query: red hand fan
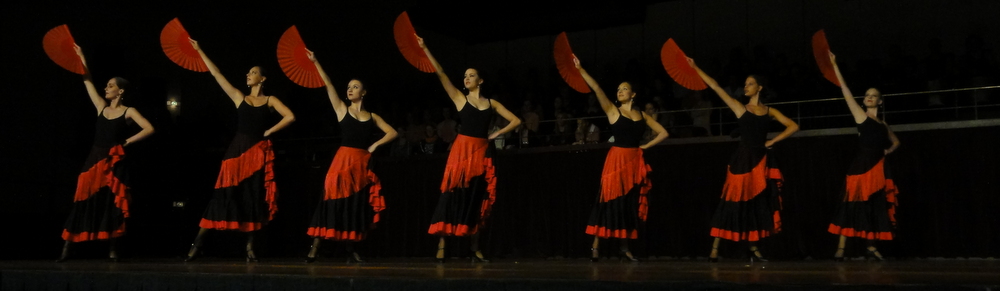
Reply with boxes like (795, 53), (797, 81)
(160, 18), (207, 72)
(393, 11), (435, 73)
(660, 38), (707, 91)
(277, 26), (322, 88)
(812, 29), (840, 86)
(43, 24), (84, 74)
(552, 32), (591, 94)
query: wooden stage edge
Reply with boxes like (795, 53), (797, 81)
(3, 258), (999, 290)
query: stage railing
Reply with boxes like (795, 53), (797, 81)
(273, 85), (999, 157)
(512, 85), (1000, 145)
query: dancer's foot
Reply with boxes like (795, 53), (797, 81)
(348, 252), (364, 263)
(56, 244), (70, 263)
(184, 243), (200, 262)
(435, 247), (446, 263)
(246, 246), (259, 263)
(108, 250), (119, 263)
(471, 250), (490, 263)
(619, 250), (638, 262)
(833, 247), (845, 262)
(866, 246), (884, 261)
(305, 242), (319, 263)
(749, 247), (768, 262)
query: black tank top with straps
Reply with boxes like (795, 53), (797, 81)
(237, 97), (271, 139)
(93, 107), (130, 147)
(737, 106), (771, 148)
(610, 108), (646, 148)
(339, 112), (377, 149)
(457, 96), (494, 139)
(857, 117), (891, 150)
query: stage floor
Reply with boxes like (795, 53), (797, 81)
(3, 258), (999, 290)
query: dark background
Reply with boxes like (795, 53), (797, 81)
(1, 0), (998, 260)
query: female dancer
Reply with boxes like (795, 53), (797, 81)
(305, 51), (397, 263)
(58, 45), (155, 262)
(827, 52), (900, 261)
(575, 57), (668, 262)
(184, 39), (295, 262)
(417, 35), (522, 263)
(688, 58), (799, 262)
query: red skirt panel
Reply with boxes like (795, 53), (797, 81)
(829, 156), (900, 240)
(709, 148), (784, 242)
(586, 147), (652, 239)
(720, 155), (782, 202)
(62, 145), (129, 242)
(428, 134), (497, 236)
(307, 147), (386, 241)
(199, 140), (277, 232)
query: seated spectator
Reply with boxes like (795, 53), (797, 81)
(437, 106), (458, 145)
(573, 118), (601, 145)
(417, 125), (447, 154)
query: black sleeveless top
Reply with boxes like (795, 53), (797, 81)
(737, 107), (771, 149)
(339, 112), (376, 150)
(457, 97), (494, 139)
(857, 117), (891, 150)
(219, 98), (272, 160)
(610, 108), (646, 148)
(236, 98), (271, 139)
(81, 107), (130, 171)
(93, 107), (130, 147)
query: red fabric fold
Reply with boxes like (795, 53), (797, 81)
(599, 147), (652, 221)
(710, 153), (782, 242)
(324, 147), (372, 200)
(586, 225), (639, 239)
(62, 227), (126, 243)
(479, 157), (496, 221)
(199, 220), (263, 232)
(774, 196), (783, 233)
(428, 222), (472, 237)
(306, 227), (365, 241)
(200, 140), (277, 231)
(827, 224), (893, 240)
(886, 178), (898, 225)
(73, 145), (130, 217)
(767, 167), (783, 188)
(368, 169), (386, 224)
(828, 157), (898, 240)
(322, 147), (385, 224)
(709, 228), (775, 242)
(845, 159), (886, 202)
(721, 156), (776, 202)
(440, 135), (491, 192)
(213, 140), (277, 221)
(63, 145), (130, 242)
(437, 134), (496, 233)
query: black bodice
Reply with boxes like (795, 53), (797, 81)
(339, 112), (377, 149)
(236, 98), (270, 139)
(93, 108), (130, 147)
(457, 98), (494, 139)
(857, 117), (891, 150)
(737, 109), (771, 148)
(611, 109), (646, 148)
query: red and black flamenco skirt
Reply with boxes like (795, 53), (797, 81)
(828, 149), (899, 240)
(428, 134), (497, 237)
(62, 145), (130, 242)
(199, 134), (277, 232)
(586, 147), (652, 239)
(307, 147), (386, 241)
(709, 147), (783, 242)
